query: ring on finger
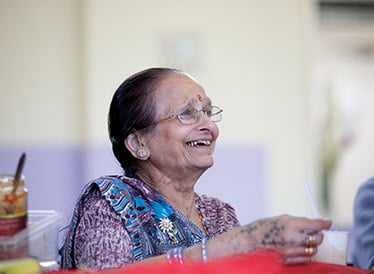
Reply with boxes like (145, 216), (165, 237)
(304, 247), (313, 257)
(305, 234), (316, 247)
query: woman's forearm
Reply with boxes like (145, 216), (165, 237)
(92, 214), (332, 269)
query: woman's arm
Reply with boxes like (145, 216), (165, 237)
(184, 215), (332, 265)
(74, 193), (133, 270)
(74, 192), (331, 269)
(135, 215), (331, 266)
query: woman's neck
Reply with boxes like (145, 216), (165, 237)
(136, 171), (208, 233)
(136, 170), (197, 217)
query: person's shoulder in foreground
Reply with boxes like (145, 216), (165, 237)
(353, 177), (374, 269)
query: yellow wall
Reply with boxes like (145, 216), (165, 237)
(0, 1), (83, 145)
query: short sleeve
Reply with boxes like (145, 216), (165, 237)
(199, 195), (240, 236)
(74, 188), (134, 270)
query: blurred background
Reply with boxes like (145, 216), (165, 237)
(1, 0), (374, 248)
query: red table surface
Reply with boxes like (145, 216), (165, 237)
(48, 251), (371, 274)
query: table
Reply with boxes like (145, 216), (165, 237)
(45, 251), (371, 274)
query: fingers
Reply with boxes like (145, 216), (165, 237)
(280, 243), (318, 265)
(282, 245), (317, 257)
(303, 232), (323, 247)
(282, 255), (312, 265)
(304, 234), (316, 247)
(277, 216), (330, 265)
(279, 215), (332, 234)
(301, 217), (332, 232)
(257, 215), (331, 265)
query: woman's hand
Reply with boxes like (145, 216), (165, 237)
(241, 215), (332, 265)
(184, 214), (331, 265)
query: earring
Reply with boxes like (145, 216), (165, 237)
(135, 135), (149, 160)
(137, 148), (149, 160)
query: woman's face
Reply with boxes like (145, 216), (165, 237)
(143, 72), (219, 177)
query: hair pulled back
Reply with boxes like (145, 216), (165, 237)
(108, 67), (181, 177)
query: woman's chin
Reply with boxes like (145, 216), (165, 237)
(194, 158), (214, 171)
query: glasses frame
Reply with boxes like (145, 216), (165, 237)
(148, 105), (223, 129)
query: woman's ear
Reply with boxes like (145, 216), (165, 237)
(125, 133), (150, 160)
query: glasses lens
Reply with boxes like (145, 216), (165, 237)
(209, 106), (223, 122)
(177, 107), (199, 125)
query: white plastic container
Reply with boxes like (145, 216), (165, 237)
(0, 210), (62, 268)
(314, 230), (349, 265)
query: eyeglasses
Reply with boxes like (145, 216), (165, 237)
(153, 105), (223, 127)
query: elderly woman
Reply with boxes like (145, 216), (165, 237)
(60, 68), (331, 270)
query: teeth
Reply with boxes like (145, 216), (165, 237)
(187, 140), (211, 146)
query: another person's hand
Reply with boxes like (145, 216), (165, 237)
(243, 215), (332, 265)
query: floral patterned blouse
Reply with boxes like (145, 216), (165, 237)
(60, 175), (240, 270)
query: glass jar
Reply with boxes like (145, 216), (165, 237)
(0, 174), (28, 237)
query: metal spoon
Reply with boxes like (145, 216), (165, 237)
(12, 152), (26, 195)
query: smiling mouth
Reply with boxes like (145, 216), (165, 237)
(186, 140), (212, 147)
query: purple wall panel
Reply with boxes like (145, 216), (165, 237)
(0, 144), (270, 226)
(0, 146), (84, 224)
(197, 144), (270, 224)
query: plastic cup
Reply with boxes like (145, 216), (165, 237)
(314, 230), (349, 265)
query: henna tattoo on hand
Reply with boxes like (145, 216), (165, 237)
(240, 218), (296, 249)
